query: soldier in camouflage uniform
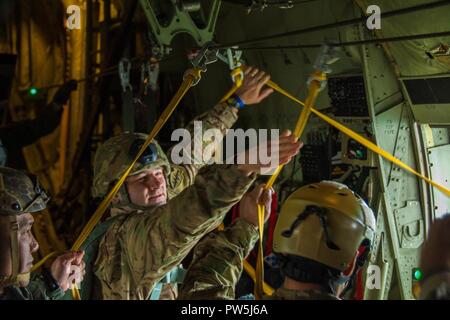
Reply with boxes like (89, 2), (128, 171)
(84, 133), (299, 300)
(78, 68), (301, 300)
(0, 167), (85, 300)
(179, 181), (376, 300)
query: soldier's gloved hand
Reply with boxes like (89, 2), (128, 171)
(50, 251), (85, 292)
(239, 184), (274, 228)
(420, 214), (450, 276)
(237, 129), (303, 176)
(52, 80), (78, 106)
(234, 66), (274, 105)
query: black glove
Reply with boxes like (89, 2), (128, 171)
(52, 80), (78, 106)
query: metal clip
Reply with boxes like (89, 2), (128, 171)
(119, 58), (132, 92)
(186, 42), (218, 85)
(247, 0), (268, 13)
(307, 43), (340, 91)
(141, 61), (159, 94)
(279, 1), (294, 9)
(189, 41), (218, 71)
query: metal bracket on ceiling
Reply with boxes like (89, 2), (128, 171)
(189, 41), (219, 71)
(139, 0), (222, 58)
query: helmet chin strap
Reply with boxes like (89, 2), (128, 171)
(112, 184), (157, 212)
(0, 216), (31, 288)
(329, 250), (361, 296)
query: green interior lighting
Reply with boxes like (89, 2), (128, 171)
(413, 268), (423, 281)
(29, 87), (38, 96)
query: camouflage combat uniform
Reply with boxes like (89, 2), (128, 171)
(89, 103), (248, 300)
(0, 167), (63, 300)
(94, 165), (255, 300)
(178, 218), (259, 300)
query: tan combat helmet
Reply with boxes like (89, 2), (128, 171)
(92, 132), (170, 206)
(0, 167), (49, 286)
(273, 181), (376, 272)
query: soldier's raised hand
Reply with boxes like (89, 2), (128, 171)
(237, 129), (303, 176)
(234, 66), (274, 105)
(239, 184), (274, 228)
(50, 251), (85, 292)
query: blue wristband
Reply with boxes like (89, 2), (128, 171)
(230, 94), (245, 109)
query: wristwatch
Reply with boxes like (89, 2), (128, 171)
(42, 268), (61, 292)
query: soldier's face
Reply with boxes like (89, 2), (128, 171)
(126, 168), (167, 207)
(0, 213), (39, 287)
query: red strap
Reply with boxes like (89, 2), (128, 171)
(353, 268), (364, 300)
(352, 245), (367, 300)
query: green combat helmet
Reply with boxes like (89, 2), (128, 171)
(0, 167), (49, 286)
(273, 181), (376, 292)
(92, 132), (170, 208)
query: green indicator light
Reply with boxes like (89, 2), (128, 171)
(29, 87), (38, 96)
(413, 268), (423, 281)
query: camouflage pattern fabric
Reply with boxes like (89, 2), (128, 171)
(94, 165), (255, 299)
(0, 167), (49, 216)
(178, 218), (259, 300)
(89, 103), (238, 300)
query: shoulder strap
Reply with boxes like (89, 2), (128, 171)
(61, 216), (120, 300)
(149, 265), (187, 300)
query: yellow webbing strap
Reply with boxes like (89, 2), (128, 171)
(311, 109), (450, 197)
(218, 67), (275, 297)
(254, 71), (326, 300)
(220, 68), (244, 103)
(30, 251), (57, 273)
(243, 252), (275, 296)
(67, 67), (202, 299)
(220, 67), (449, 299)
(264, 81), (450, 198)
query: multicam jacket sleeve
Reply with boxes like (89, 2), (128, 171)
(94, 165), (255, 300)
(167, 103), (238, 199)
(178, 218), (259, 300)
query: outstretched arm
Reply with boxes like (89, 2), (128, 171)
(178, 185), (273, 300)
